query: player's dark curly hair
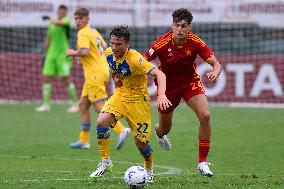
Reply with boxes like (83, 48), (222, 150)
(110, 25), (131, 42)
(172, 8), (193, 24)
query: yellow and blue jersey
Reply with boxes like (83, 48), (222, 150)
(77, 25), (109, 84)
(105, 47), (156, 101)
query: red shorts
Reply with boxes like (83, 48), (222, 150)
(158, 79), (205, 114)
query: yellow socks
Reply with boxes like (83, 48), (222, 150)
(112, 121), (124, 134)
(79, 122), (91, 144)
(96, 127), (110, 159)
(139, 143), (153, 170)
(79, 131), (90, 144)
(144, 153), (153, 170)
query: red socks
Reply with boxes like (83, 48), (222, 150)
(199, 139), (210, 163)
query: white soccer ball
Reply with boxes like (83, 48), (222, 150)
(124, 165), (149, 189)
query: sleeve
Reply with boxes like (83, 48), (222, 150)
(132, 50), (156, 75)
(97, 32), (107, 50)
(144, 44), (158, 62)
(62, 16), (71, 26)
(77, 30), (90, 49)
(194, 37), (214, 61)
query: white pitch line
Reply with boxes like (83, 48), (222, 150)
(0, 154), (182, 176)
(2, 172), (283, 184)
(2, 154), (284, 184)
(112, 160), (182, 176)
(2, 177), (124, 184)
(3, 169), (284, 178)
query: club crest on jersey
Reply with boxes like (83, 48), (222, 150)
(186, 50), (191, 56)
(149, 48), (154, 56)
(107, 54), (131, 77)
(168, 48), (171, 52)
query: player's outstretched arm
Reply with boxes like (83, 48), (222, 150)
(206, 55), (222, 82)
(148, 68), (172, 110)
(50, 18), (67, 26)
(66, 48), (89, 57)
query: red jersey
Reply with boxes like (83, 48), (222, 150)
(145, 31), (213, 89)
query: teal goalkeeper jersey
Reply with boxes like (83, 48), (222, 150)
(46, 16), (71, 57)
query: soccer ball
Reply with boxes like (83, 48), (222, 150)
(124, 166), (149, 189)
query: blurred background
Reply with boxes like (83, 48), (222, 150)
(0, 0), (283, 107)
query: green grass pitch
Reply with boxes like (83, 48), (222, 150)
(0, 104), (284, 188)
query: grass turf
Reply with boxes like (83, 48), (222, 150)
(0, 104), (283, 188)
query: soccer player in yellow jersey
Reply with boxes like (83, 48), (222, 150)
(89, 25), (172, 182)
(66, 8), (130, 150)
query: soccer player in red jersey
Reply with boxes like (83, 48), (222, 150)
(144, 8), (222, 177)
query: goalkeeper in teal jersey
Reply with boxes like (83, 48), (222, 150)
(36, 5), (78, 112)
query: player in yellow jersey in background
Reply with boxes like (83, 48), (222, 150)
(66, 8), (130, 150)
(89, 25), (172, 182)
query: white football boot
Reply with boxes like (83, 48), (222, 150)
(90, 158), (113, 177)
(146, 168), (154, 183)
(67, 103), (79, 113)
(116, 128), (131, 150)
(197, 162), (213, 177)
(155, 130), (171, 151)
(35, 104), (50, 112)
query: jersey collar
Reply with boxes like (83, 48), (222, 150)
(171, 32), (188, 48)
(80, 24), (90, 31)
(112, 48), (129, 63)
